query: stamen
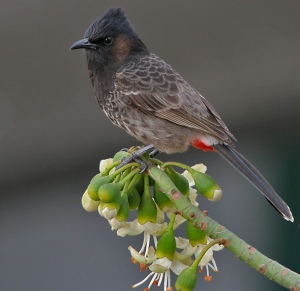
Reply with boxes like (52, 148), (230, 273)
(132, 272), (155, 288)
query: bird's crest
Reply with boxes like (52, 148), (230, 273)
(84, 8), (133, 42)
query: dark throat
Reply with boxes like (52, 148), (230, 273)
(86, 51), (119, 103)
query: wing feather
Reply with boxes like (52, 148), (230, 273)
(115, 53), (236, 145)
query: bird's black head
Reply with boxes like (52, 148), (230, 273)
(70, 8), (148, 70)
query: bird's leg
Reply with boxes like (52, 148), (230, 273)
(116, 145), (156, 172)
(149, 148), (160, 158)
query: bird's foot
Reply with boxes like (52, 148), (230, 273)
(116, 145), (157, 173)
(149, 148), (159, 158)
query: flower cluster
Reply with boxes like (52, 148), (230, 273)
(81, 150), (225, 291)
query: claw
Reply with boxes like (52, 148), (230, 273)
(149, 149), (159, 158)
(135, 159), (148, 173)
(115, 145), (156, 171)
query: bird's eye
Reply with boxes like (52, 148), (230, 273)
(104, 37), (113, 45)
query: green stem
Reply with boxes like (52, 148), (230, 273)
(148, 164), (300, 290)
(161, 161), (193, 172)
(103, 161), (120, 175)
(127, 172), (144, 192)
(168, 212), (177, 231)
(149, 158), (163, 166)
(118, 167), (140, 188)
(192, 238), (226, 268)
(112, 162), (140, 177)
(143, 173), (150, 195)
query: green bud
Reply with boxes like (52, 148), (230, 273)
(137, 176), (157, 224)
(127, 187), (140, 210)
(175, 266), (198, 291)
(87, 175), (114, 201)
(156, 229), (176, 260)
(132, 173), (144, 195)
(90, 172), (105, 182)
(166, 167), (190, 195)
(113, 151), (130, 163)
(98, 183), (120, 203)
(153, 182), (173, 210)
(190, 169), (222, 201)
(186, 221), (207, 246)
(115, 194), (130, 222)
(137, 192), (157, 224)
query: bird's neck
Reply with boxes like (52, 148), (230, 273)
(86, 55), (118, 99)
(87, 51), (148, 100)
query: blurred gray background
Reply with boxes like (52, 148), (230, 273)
(1, 1), (299, 290)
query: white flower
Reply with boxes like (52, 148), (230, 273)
(175, 236), (223, 278)
(99, 158), (115, 173)
(182, 164), (207, 186)
(108, 218), (128, 231)
(132, 269), (172, 291)
(116, 219), (146, 236)
(181, 164), (208, 207)
(188, 187), (199, 207)
(129, 245), (157, 265)
(130, 247), (189, 290)
(81, 190), (100, 212)
(98, 203), (118, 220)
(130, 252), (175, 291)
(116, 204), (167, 237)
(149, 257), (172, 273)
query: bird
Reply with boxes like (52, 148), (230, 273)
(70, 7), (293, 222)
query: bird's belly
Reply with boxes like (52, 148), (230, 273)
(105, 107), (197, 153)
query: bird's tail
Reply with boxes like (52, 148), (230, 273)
(213, 143), (293, 222)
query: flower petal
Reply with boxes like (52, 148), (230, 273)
(149, 257), (172, 273)
(117, 219), (145, 236)
(182, 164), (207, 186)
(99, 158), (114, 173)
(98, 205), (118, 220)
(81, 190), (100, 212)
(188, 188), (199, 206)
(143, 221), (168, 236)
(170, 258), (189, 275)
(175, 237), (190, 249)
(129, 246), (157, 264)
(108, 218), (128, 230)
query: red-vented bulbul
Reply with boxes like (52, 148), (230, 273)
(70, 8), (293, 221)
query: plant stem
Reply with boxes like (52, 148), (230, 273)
(148, 164), (300, 290)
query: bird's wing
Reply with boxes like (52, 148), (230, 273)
(115, 53), (235, 144)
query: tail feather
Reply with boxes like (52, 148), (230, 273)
(213, 143), (293, 222)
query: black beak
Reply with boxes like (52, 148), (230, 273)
(70, 38), (97, 50)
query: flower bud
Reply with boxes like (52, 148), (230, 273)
(81, 190), (100, 212)
(175, 266), (198, 291)
(98, 183), (120, 203)
(133, 173), (144, 195)
(115, 194), (130, 222)
(137, 184), (157, 224)
(186, 221), (207, 246)
(113, 151), (130, 163)
(156, 229), (176, 261)
(153, 182), (173, 211)
(189, 169), (222, 201)
(99, 158), (114, 173)
(87, 175), (114, 201)
(127, 187), (140, 210)
(98, 196), (121, 220)
(166, 167), (190, 195)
